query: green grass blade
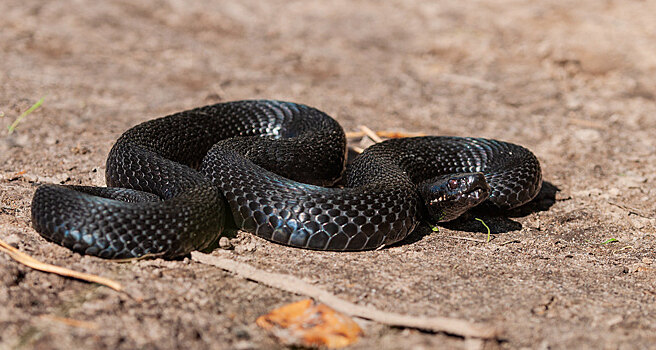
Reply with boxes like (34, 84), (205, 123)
(7, 97), (45, 134)
(475, 218), (491, 243)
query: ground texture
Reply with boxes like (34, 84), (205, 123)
(1, 1), (655, 349)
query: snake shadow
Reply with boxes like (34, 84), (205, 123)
(391, 181), (559, 246)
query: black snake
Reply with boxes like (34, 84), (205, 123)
(31, 100), (542, 259)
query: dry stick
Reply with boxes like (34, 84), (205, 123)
(347, 129), (426, 154)
(348, 125), (382, 155)
(345, 131), (426, 139)
(377, 131), (426, 138)
(608, 201), (654, 219)
(358, 125), (384, 143)
(345, 131), (367, 138)
(39, 314), (99, 330)
(443, 235), (488, 244)
(0, 239), (123, 292)
(568, 118), (608, 130)
(191, 252), (500, 339)
(439, 73), (497, 91)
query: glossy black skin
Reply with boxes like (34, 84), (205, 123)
(31, 100), (542, 259)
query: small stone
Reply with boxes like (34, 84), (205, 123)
(573, 129), (601, 142)
(617, 174), (647, 189)
(628, 216), (649, 230)
(233, 326), (251, 340)
(565, 96), (582, 110)
(233, 340), (255, 350)
(526, 217), (541, 230)
(91, 167), (105, 186)
(593, 165), (604, 178)
(572, 188), (601, 198)
(605, 315), (623, 327)
(235, 241), (256, 254)
(22, 173), (39, 182)
(606, 188), (620, 197)
(55, 173), (70, 184)
(3, 234), (21, 248)
(218, 237), (233, 250)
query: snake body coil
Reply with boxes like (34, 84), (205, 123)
(31, 100), (542, 259)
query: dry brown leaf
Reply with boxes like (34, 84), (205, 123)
(257, 299), (363, 348)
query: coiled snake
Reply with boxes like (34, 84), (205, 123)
(31, 100), (542, 259)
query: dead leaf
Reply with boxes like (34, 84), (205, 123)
(256, 299), (362, 348)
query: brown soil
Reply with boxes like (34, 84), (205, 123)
(1, 1), (655, 349)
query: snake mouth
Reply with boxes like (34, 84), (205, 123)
(464, 186), (489, 205)
(424, 173), (492, 222)
(425, 178), (491, 223)
(429, 185), (489, 205)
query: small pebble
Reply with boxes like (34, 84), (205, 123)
(3, 234), (21, 248)
(573, 129), (601, 142)
(218, 237), (233, 250)
(233, 340), (255, 350)
(235, 241), (256, 254)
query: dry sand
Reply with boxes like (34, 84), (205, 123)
(1, 1), (655, 349)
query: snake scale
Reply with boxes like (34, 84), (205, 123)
(31, 100), (542, 259)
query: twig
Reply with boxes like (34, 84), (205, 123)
(191, 252), (500, 339)
(0, 238), (123, 291)
(568, 118), (608, 130)
(349, 146), (365, 154)
(345, 131), (367, 138)
(612, 246), (635, 255)
(346, 129), (426, 155)
(443, 236), (488, 243)
(608, 202), (653, 219)
(39, 314), (99, 330)
(439, 73), (497, 91)
(376, 131), (425, 138)
(345, 131), (426, 139)
(358, 125), (384, 143)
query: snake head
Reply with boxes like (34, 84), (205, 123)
(419, 172), (491, 222)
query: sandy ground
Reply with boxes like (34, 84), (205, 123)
(1, 1), (655, 349)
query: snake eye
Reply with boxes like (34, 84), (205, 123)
(448, 178), (459, 189)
